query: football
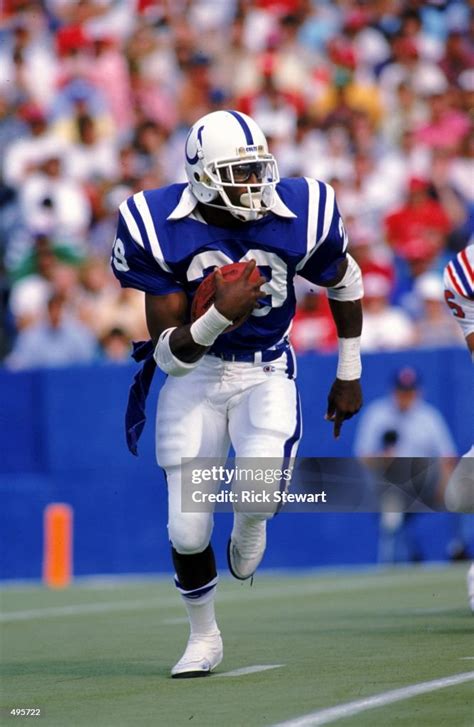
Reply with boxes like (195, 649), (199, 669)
(190, 262), (262, 333)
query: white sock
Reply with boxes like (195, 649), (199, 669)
(181, 591), (219, 636)
(175, 576), (219, 635)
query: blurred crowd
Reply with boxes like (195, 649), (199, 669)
(1, 0), (472, 369)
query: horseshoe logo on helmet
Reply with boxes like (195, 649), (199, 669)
(185, 125), (204, 165)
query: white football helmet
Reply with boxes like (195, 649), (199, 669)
(184, 110), (279, 221)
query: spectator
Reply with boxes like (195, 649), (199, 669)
(411, 272), (465, 348)
(176, 51), (216, 127)
(3, 103), (65, 188)
(337, 152), (401, 230)
(290, 290), (337, 354)
(237, 62), (301, 142)
(384, 176), (451, 261)
(76, 257), (121, 336)
(63, 113), (119, 182)
(6, 292), (97, 369)
(360, 273), (416, 352)
(353, 366), (457, 562)
(414, 79), (470, 151)
(86, 34), (133, 133)
(439, 31), (474, 87)
(99, 326), (131, 362)
(19, 152), (91, 252)
(1, 0), (472, 364)
(354, 366), (457, 461)
(0, 17), (56, 108)
(314, 40), (384, 130)
(348, 221), (395, 286)
(8, 237), (59, 329)
(89, 287), (149, 341)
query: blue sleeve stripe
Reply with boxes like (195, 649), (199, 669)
(316, 181), (327, 243)
(128, 196), (152, 255)
(226, 110), (254, 145)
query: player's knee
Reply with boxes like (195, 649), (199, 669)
(168, 517), (213, 555)
(445, 459), (474, 513)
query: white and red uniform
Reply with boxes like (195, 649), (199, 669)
(444, 244), (474, 611)
(443, 243), (474, 342)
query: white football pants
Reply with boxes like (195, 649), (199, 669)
(155, 351), (302, 554)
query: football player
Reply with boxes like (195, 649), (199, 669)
(111, 110), (364, 676)
(443, 243), (474, 612)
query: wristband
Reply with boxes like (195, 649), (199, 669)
(336, 337), (362, 380)
(154, 328), (200, 377)
(190, 304), (233, 347)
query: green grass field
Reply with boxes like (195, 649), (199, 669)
(1, 566), (473, 727)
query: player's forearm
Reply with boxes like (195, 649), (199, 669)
(328, 298), (363, 338)
(328, 298), (363, 382)
(154, 305), (232, 375)
(146, 314), (203, 361)
(169, 325), (208, 363)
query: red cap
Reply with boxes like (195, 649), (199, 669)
(260, 52), (276, 76)
(408, 176), (429, 193)
(56, 26), (91, 55)
(400, 237), (435, 261)
(344, 9), (370, 31)
(19, 102), (46, 123)
(328, 40), (356, 70)
(394, 37), (418, 58)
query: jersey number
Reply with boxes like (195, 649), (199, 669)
(112, 238), (129, 272)
(187, 250), (287, 317)
(444, 289), (465, 319)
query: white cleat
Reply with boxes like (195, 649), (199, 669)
(467, 563), (474, 613)
(227, 515), (266, 581)
(171, 631), (223, 678)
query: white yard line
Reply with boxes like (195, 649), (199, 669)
(0, 570), (458, 624)
(0, 598), (164, 622)
(216, 664), (284, 678)
(0, 580), (374, 623)
(271, 671), (474, 727)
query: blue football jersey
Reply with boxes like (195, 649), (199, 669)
(111, 178), (348, 355)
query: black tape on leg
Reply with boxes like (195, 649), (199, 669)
(171, 543), (217, 591)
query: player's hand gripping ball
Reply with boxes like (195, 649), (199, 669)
(191, 261), (264, 333)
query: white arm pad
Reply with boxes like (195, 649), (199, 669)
(327, 255), (364, 301)
(153, 328), (200, 377)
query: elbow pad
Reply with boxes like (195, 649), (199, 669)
(327, 255), (364, 302)
(153, 328), (200, 377)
